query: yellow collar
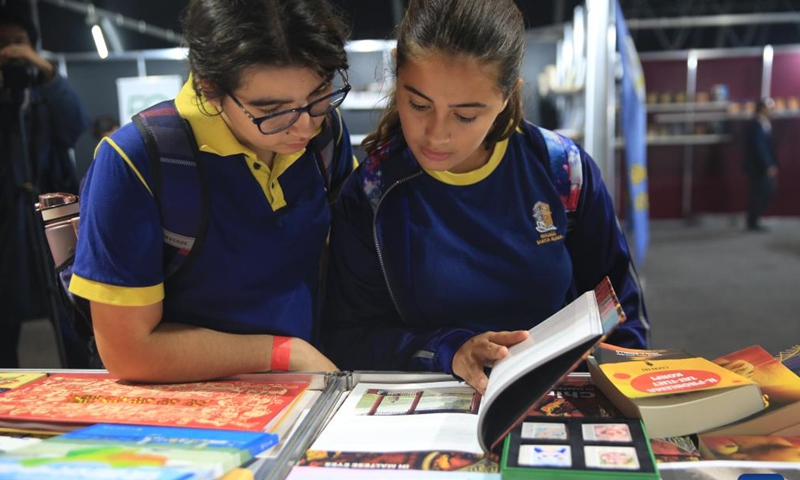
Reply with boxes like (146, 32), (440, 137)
(424, 138), (509, 186)
(174, 79), (257, 159)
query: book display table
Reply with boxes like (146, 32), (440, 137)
(1, 369), (799, 480)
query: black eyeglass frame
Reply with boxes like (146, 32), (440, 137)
(227, 69), (351, 135)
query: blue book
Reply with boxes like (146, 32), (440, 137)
(0, 423), (278, 480)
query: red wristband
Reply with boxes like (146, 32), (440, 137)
(271, 336), (291, 371)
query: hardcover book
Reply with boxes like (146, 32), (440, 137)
(704, 344), (800, 436)
(0, 423), (278, 480)
(587, 344), (765, 438)
(302, 277), (626, 474)
(0, 374), (308, 432)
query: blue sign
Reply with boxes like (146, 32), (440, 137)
(615, 1), (649, 266)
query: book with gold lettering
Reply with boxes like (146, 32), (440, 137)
(587, 344), (765, 438)
(0, 373), (308, 433)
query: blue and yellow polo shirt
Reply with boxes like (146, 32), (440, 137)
(70, 80), (355, 339)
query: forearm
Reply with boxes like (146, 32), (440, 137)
(96, 321), (273, 383)
(90, 301), (329, 383)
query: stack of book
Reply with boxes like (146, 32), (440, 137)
(0, 373), (311, 479)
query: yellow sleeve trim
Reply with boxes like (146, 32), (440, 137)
(101, 137), (154, 197)
(69, 274), (164, 307)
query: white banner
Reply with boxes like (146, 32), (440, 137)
(116, 75), (183, 125)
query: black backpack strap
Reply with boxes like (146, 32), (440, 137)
(132, 100), (210, 281)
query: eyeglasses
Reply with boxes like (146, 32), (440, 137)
(227, 69), (351, 135)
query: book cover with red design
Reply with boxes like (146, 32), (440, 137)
(0, 374), (308, 432)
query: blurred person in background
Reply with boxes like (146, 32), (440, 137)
(91, 114), (120, 142)
(744, 98), (778, 232)
(0, 5), (91, 367)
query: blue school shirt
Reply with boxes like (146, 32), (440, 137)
(70, 80), (355, 340)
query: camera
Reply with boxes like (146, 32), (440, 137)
(37, 192), (80, 269)
(1, 59), (42, 91)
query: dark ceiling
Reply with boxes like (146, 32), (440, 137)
(5, 0), (800, 54)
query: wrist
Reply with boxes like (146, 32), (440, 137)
(270, 336), (292, 371)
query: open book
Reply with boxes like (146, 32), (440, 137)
(300, 277), (625, 472)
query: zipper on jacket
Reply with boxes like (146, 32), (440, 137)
(372, 171), (423, 325)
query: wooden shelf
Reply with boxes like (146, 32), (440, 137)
(645, 101), (730, 113)
(615, 134), (732, 147)
(654, 110), (800, 124)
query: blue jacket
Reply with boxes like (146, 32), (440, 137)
(744, 118), (777, 176)
(323, 123), (649, 375)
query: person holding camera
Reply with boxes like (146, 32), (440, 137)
(0, 7), (91, 368)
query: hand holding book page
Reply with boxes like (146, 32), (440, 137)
(478, 277), (625, 453)
(303, 278), (624, 470)
(452, 330), (530, 395)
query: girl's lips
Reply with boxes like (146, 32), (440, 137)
(287, 140), (310, 150)
(421, 146), (451, 162)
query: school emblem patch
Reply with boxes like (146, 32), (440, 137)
(533, 201), (557, 233)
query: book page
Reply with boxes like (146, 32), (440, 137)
(482, 292), (600, 411)
(308, 381), (483, 454)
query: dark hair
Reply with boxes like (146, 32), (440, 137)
(363, 0), (525, 154)
(92, 114), (120, 140)
(181, 0), (350, 103)
(0, 6), (39, 47)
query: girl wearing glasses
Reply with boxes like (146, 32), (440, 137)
(70, 0), (354, 382)
(324, 0), (649, 393)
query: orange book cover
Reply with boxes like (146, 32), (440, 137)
(592, 343), (756, 399)
(714, 344), (800, 408)
(0, 373), (308, 432)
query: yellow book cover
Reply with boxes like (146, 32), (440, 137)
(592, 344), (756, 399)
(0, 373), (46, 393)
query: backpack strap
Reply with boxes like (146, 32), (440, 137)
(132, 100), (210, 281)
(531, 123), (584, 233)
(308, 110), (343, 201)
